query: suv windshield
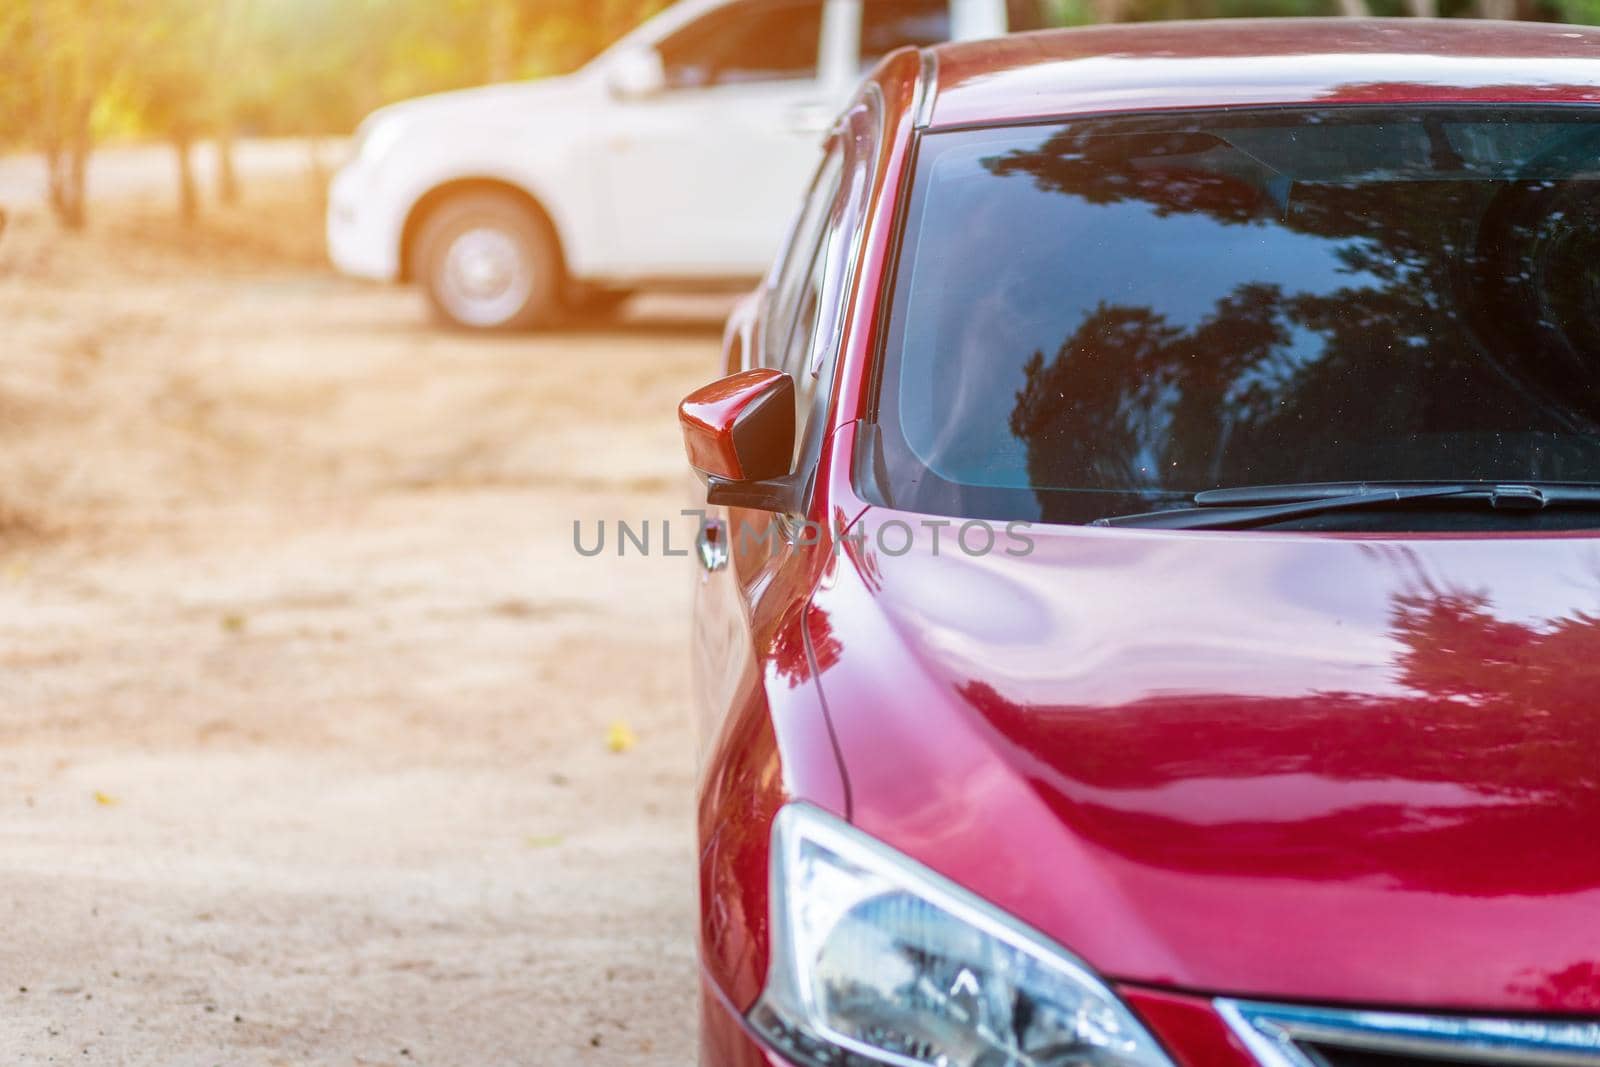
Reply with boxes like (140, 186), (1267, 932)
(869, 107), (1600, 528)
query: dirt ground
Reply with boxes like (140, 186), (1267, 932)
(0, 165), (723, 1065)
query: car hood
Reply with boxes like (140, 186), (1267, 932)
(806, 515), (1600, 1013)
(359, 73), (595, 136)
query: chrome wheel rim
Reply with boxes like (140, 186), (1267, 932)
(438, 226), (533, 327)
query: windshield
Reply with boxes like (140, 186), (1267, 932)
(869, 106), (1600, 527)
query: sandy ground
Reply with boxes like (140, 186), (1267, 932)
(0, 162), (723, 1064)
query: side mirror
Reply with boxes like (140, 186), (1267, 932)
(608, 48), (666, 100)
(679, 368), (799, 511)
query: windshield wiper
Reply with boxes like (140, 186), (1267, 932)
(1089, 481), (1600, 530)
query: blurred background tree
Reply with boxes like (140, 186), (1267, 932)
(121, 0), (219, 223)
(3, 0), (1599, 227)
(1, 0), (142, 228)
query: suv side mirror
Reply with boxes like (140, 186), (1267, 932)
(679, 369), (799, 511)
(608, 48), (667, 100)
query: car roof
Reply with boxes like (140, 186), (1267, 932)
(923, 17), (1600, 129)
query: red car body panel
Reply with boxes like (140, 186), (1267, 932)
(1119, 986), (1261, 1067)
(692, 20), (1600, 1064)
(805, 522), (1600, 1012)
(927, 19), (1600, 131)
(695, 552), (853, 1010)
(695, 50), (924, 1021)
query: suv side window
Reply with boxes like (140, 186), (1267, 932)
(857, 1), (1057, 68)
(860, 0), (949, 64)
(1006, 0), (1053, 31)
(657, 0), (825, 90)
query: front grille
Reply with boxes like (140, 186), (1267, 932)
(1217, 999), (1600, 1067)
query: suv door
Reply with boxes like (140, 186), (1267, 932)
(601, 0), (832, 279)
(602, 0), (1022, 281)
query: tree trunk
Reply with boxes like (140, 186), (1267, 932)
(1338, 0), (1373, 17)
(306, 137), (329, 205)
(174, 134), (199, 224)
(215, 128), (239, 205)
(45, 104), (92, 231)
(1404, 0), (1437, 15)
(1476, 0), (1516, 16)
(1090, 0), (1132, 22)
(209, 0), (250, 206)
(35, 1), (78, 230)
(45, 148), (83, 230)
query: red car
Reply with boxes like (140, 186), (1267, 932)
(679, 18), (1600, 1067)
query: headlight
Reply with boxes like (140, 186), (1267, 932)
(752, 804), (1175, 1067)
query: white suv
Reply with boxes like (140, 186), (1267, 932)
(326, 0), (1036, 329)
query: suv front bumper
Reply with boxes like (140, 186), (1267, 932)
(326, 162), (400, 282)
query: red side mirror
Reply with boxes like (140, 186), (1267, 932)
(679, 368), (796, 485)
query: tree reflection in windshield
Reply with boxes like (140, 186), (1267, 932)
(953, 571), (1600, 897)
(877, 109), (1600, 525)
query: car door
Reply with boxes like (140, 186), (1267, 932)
(602, 0), (834, 279)
(689, 137), (851, 755)
(690, 96), (881, 761)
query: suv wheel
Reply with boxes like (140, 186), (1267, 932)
(413, 192), (560, 330)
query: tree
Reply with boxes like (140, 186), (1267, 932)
(209, 0), (254, 204)
(5, 0), (137, 229)
(125, 0), (215, 223)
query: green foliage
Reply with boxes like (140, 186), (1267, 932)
(0, 11), (23, 148)
(2, 0), (147, 224)
(221, 0), (674, 136)
(0, 0), (673, 151)
(3, 0), (1598, 224)
(10, 0), (1600, 146)
(1549, 0), (1600, 21)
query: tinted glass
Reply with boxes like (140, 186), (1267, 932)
(857, 0), (1053, 60)
(860, 0), (949, 63)
(766, 148), (844, 363)
(1004, 0), (1053, 31)
(658, 0), (823, 88)
(784, 237), (831, 464)
(780, 155), (854, 470)
(873, 107), (1600, 525)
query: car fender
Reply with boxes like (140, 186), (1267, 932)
(357, 76), (613, 280)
